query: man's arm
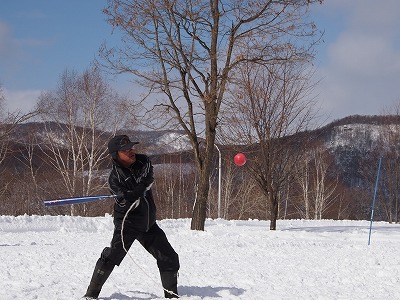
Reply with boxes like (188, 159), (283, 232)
(109, 168), (146, 206)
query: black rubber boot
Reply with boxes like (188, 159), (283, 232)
(160, 271), (179, 298)
(84, 259), (114, 299)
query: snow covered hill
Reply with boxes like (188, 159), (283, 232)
(10, 115), (400, 157)
(1, 215), (400, 300)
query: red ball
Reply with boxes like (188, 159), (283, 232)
(234, 153), (247, 166)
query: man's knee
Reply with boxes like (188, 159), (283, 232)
(100, 246), (123, 266)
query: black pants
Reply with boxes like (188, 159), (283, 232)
(100, 221), (180, 272)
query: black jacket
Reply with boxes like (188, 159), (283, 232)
(108, 154), (156, 232)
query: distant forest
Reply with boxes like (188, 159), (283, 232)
(1, 115), (400, 224)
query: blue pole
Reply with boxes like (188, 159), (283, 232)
(44, 194), (117, 207)
(368, 156), (382, 245)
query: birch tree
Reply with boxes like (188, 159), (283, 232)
(0, 85), (36, 205)
(295, 144), (339, 220)
(295, 152), (311, 219)
(311, 146), (338, 219)
(36, 67), (130, 215)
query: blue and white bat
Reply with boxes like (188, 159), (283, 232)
(44, 195), (117, 207)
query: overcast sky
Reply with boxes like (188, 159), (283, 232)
(1, 0), (399, 125)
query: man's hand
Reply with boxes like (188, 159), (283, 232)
(141, 176), (154, 188)
(123, 183), (146, 203)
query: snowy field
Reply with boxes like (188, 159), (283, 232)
(1, 215), (400, 300)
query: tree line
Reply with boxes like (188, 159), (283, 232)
(2, 80), (399, 226)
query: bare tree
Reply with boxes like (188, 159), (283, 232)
(310, 146), (338, 219)
(0, 86), (7, 168)
(0, 84), (36, 205)
(36, 67), (130, 215)
(206, 156), (265, 220)
(101, 0), (323, 230)
(220, 60), (318, 230)
(295, 143), (339, 220)
(13, 132), (44, 213)
(375, 105), (400, 223)
(152, 155), (196, 219)
(0, 85), (36, 165)
(295, 152), (312, 219)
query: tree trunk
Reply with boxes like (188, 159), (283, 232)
(191, 177), (210, 231)
(269, 195), (278, 230)
(188, 144), (214, 230)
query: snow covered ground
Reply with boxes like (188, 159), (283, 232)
(1, 215), (400, 300)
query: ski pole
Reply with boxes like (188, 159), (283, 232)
(368, 156), (382, 245)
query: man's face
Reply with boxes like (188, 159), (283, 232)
(117, 147), (136, 166)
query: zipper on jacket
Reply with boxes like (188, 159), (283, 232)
(144, 195), (150, 232)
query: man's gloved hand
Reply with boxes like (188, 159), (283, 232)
(141, 177), (154, 189)
(123, 183), (146, 203)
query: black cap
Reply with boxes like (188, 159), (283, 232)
(108, 135), (139, 154)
